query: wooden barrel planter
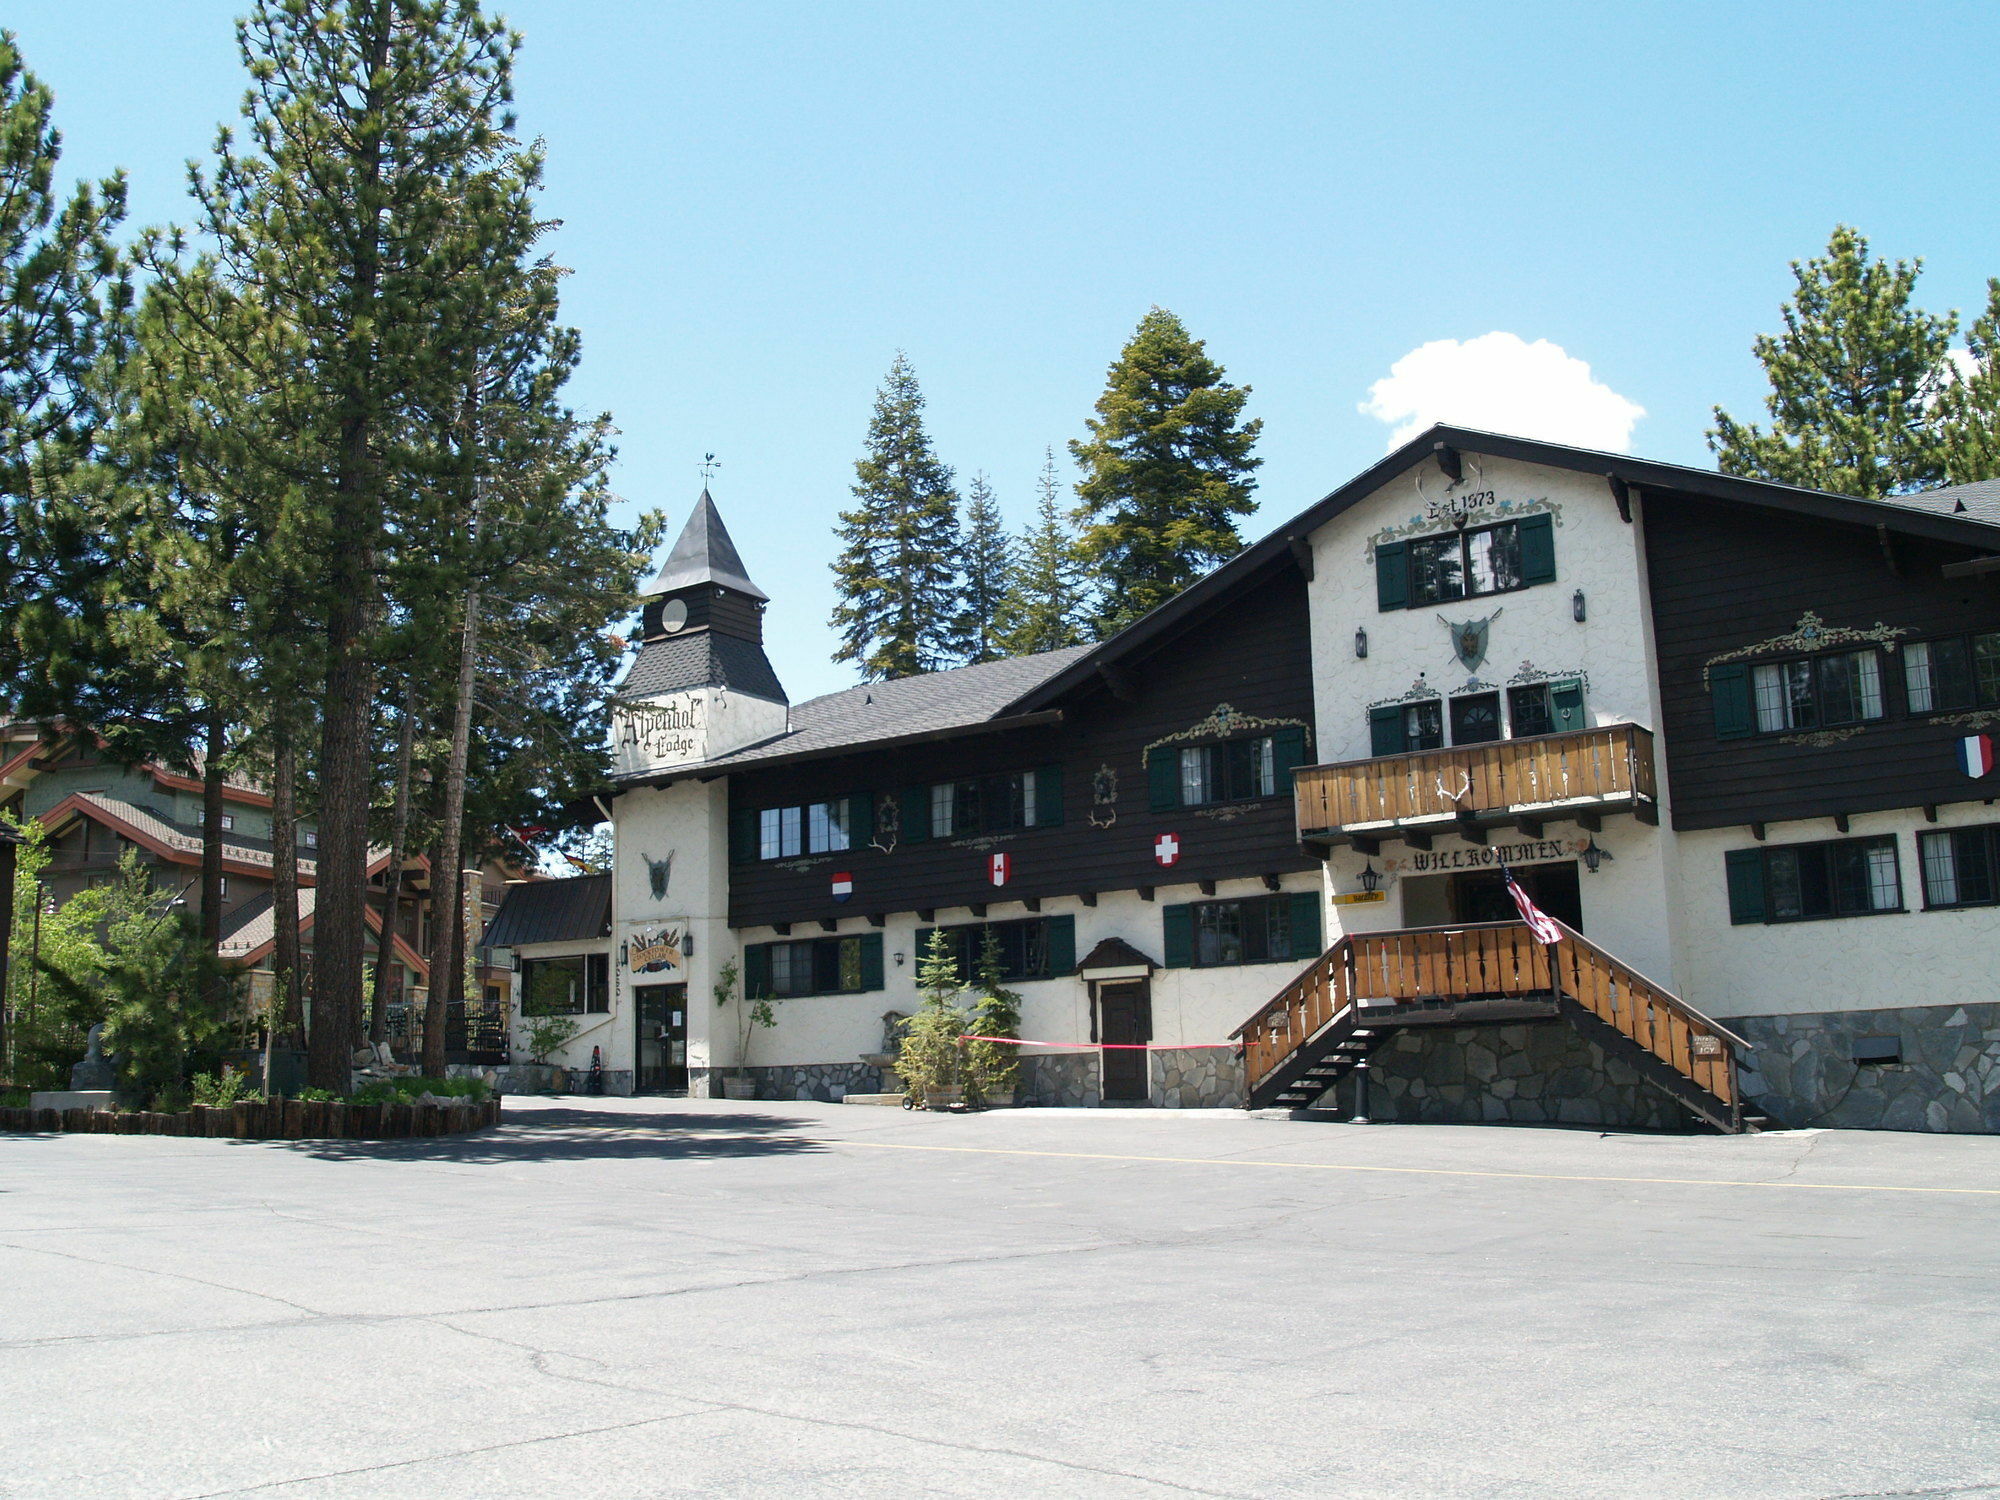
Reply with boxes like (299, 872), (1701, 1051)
(0, 1096), (501, 1139)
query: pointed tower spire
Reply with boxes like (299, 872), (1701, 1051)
(642, 488), (768, 602)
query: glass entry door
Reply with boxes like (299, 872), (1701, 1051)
(635, 983), (688, 1093)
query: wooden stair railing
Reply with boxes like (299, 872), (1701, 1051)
(1232, 920), (1754, 1130)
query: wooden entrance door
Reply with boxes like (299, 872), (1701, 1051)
(1097, 980), (1150, 1102)
(1451, 862), (1583, 930)
(635, 983), (688, 1093)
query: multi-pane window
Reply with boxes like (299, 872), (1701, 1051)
(1449, 692), (1502, 746)
(1407, 522), (1525, 606)
(915, 916), (1076, 984)
(1163, 893), (1321, 969)
(1750, 649), (1885, 733)
(519, 952), (611, 1014)
(1918, 824), (2000, 909)
(1180, 737), (1277, 806)
(1904, 632), (2000, 713)
(924, 769), (1050, 838)
(1369, 701), (1443, 756)
(759, 805), (803, 860)
(1369, 682), (1584, 757)
(1726, 836), (1903, 925)
(743, 795), (869, 861)
(746, 933), (884, 998)
(807, 800), (851, 854)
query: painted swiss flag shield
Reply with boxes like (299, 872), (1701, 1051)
(1154, 832), (1181, 867)
(989, 852), (1011, 887)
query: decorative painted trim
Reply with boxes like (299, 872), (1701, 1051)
(1192, 805), (1252, 823)
(1937, 709), (2000, 732)
(1140, 703), (1312, 765)
(948, 833), (1010, 852)
(869, 792), (901, 854)
(1506, 661), (1592, 695)
(1702, 611), (1912, 686)
(1364, 495), (1563, 565)
(1366, 678), (1442, 711)
(1776, 727), (1866, 748)
(773, 856), (833, 874)
(1088, 763), (1119, 829)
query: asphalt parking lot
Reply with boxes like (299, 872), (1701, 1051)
(4, 1097), (1998, 1499)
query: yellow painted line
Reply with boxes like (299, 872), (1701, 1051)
(831, 1139), (2000, 1197)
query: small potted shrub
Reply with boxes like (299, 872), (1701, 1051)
(895, 929), (968, 1109)
(715, 959), (771, 1100)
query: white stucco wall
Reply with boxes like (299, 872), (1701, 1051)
(610, 778), (731, 1073)
(509, 937), (621, 1071)
(1673, 805), (2000, 1020)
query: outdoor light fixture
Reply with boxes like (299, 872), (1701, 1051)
(1354, 626), (1368, 659)
(1360, 861), (1381, 894)
(1579, 837), (1612, 874)
(1573, 589), (1587, 623)
(618, 941), (628, 966)
(894, 951), (906, 967)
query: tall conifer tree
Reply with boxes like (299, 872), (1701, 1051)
(1938, 280), (2000, 486)
(958, 471), (1011, 664)
(996, 446), (1086, 655)
(1709, 226), (1956, 497)
(831, 353), (964, 680)
(1070, 308), (1261, 632)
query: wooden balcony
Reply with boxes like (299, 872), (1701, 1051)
(1294, 723), (1658, 850)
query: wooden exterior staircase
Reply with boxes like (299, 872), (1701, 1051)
(1231, 920), (1757, 1132)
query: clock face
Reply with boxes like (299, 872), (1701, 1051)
(659, 598), (689, 634)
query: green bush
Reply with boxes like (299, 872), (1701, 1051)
(963, 928), (1023, 1105)
(350, 1076), (489, 1105)
(894, 929), (968, 1102)
(0, 1086), (29, 1109)
(192, 1070), (261, 1108)
(296, 1086), (341, 1102)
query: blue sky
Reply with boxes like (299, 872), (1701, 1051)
(13, 2), (2000, 701)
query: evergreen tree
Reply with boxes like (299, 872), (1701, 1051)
(996, 446), (1087, 655)
(831, 353), (965, 679)
(1710, 225), (1956, 497)
(959, 471), (1011, 664)
(1070, 308), (1262, 632)
(1938, 279), (2000, 486)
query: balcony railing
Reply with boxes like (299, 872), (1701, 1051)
(1294, 723), (1657, 846)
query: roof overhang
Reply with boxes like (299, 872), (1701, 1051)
(618, 708), (1067, 789)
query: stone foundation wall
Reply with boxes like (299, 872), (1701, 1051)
(1018, 1052), (1100, 1108)
(1733, 1002), (2000, 1133)
(1318, 1021), (1688, 1130)
(728, 1061), (884, 1103)
(1150, 1047), (1245, 1108)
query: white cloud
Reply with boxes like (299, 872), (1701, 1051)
(1359, 332), (1646, 453)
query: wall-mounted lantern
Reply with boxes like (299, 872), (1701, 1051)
(1572, 589), (1587, 623)
(1579, 836), (1612, 874)
(1354, 626), (1368, 659)
(1360, 861), (1382, 894)
(617, 940), (627, 967)
(681, 928), (695, 960)
(893, 951), (906, 968)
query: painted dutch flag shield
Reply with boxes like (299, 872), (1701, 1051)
(830, 871), (853, 903)
(989, 852), (1011, 887)
(1961, 734), (1996, 779)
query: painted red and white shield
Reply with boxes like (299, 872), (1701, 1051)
(1154, 832), (1181, 867)
(831, 872), (853, 903)
(989, 852), (1011, 887)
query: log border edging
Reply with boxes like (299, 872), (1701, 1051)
(0, 1096), (502, 1139)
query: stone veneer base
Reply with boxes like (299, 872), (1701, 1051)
(1732, 1001), (2000, 1133)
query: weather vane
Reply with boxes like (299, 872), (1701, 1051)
(700, 452), (720, 486)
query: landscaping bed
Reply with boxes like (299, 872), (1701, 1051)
(0, 1096), (501, 1139)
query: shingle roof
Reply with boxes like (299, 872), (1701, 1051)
(623, 630), (787, 703)
(482, 873), (613, 948)
(642, 490), (768, 601)
(1891, 478), (2000, 528)
(689, 646), (1092, 773)
(62, 793), (320, 878)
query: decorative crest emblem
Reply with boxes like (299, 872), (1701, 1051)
(642, 851), (673, 901)
(1439, 608), (1502, 672)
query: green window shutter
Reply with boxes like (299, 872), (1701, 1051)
(900, 786), (932, 843)
(847, 793), (874, 847)
(744, 943), (772, 999)
(1035, 763), (1065, 827)
(1548, 678), (1585, 734)
(1287, 891), (1323, 960)
(1518, 513), (1556, 585)
(729, 807), (758, 863)
(1042, 914), (1076, 976)
(1375, 541), (1409, 611)
(1369, 705), (1404, 757)
(1162, 903), (1194, 968)
(1724, 849), (1767, 925)
(1147, 747), (1180, 812)
(857, 932), (885, 992)
(1710, 663), (1755, 740)
(1270, 726), (1308, 791)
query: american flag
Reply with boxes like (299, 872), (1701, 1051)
(1505, 865), (1566, 945)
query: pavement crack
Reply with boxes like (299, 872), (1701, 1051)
(0, 1238), (322, 1318)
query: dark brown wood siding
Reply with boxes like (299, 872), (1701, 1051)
(726, 568), (1320, 928)
(1644, 491), (2000, 831)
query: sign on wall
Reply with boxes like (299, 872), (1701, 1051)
(628, 924), (688, 977)
(1390, 838), (1575, 875)
(610, 692), (709, 777)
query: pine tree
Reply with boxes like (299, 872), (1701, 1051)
(1710, 225), (1956, 497)
(959, 471), (1011, 664)
(996, 446), (1087, 655)
(831, 353), (965, 679)
(1071, 308), (1262, 632)
(1938, 279), (2000, 486)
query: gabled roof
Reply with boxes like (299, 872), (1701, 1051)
(642, 489), (768, 602)
(218, 886), (429, 974)
(999, 424), (2000, 716)
(1076, 936), (1157, 973)
(1894, 477), (2000, 529)
(41, 792), (321, 880)
(482, 873), (612, 947)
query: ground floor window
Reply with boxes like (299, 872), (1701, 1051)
(1919, 824), (2000, 909)
(1725, 836), (1902, 925)
(745, 932), (885, 998)
(914, 915), (1077, 983)
(519, 952), (611, 1014)
(1163, 892), (1322, 968)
